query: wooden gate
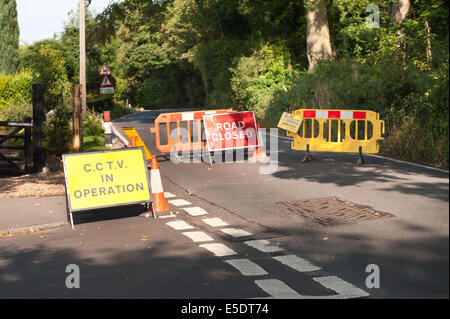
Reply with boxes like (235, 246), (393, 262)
(0, 84), (47, 175)
(0, 118), (33, 174)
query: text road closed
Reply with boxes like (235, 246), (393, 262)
(203, 111), (259, 151)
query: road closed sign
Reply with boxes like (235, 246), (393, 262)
(203, 111), (260, 151)
(62, 148), (152, 214)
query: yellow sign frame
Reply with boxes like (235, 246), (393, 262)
(62, 147), (152, 228)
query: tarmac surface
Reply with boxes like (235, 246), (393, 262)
(0, 109), (448, 299)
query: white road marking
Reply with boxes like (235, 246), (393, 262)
(168, 199), (192, 206)
(182, 231), (214, 242)
(202, 217), (229, 227)
(158, 212), (176, 219)
(313, 276), (369, 298)
(166, 220), (195, 230)
(272, 255), (321, 272)
(267, 132), (449, 174)
(254, 279), (302, 299)
(199, 243), (237, 257)
(183, 206), (209, 216)
(244, 239), (284, 253)
(164, 192), (177, 198)
(224, 259), (268, 276)
(220, 228), (252, 237)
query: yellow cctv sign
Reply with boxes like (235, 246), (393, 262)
(63, 148), (152, 213)
(277, 112), (302, 133)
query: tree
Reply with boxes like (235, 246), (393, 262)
(305, 0), (334, 71)
(20, 39), (70, 109)
(0, 0), (20, 74)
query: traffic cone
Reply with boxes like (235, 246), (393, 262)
(148, 157), (170, 215)
(250, 122), (270, 163)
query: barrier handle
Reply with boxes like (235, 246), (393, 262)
(380, 120), (386, 138)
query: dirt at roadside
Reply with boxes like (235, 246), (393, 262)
(0, 170), (66, 199)
(0, 153), (66, 198)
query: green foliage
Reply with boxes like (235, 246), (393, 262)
(192, 38), (250, 108)
(43, 104), (72, 156)
(230, 43), (298, 120)
(264, 54), (449, 168)
(81, 113), (107, 152)
(0, 0), (20, 74)
(5, 0), (443, 166)
(19, 40), (71, 109)
(0, 71), (33, 121)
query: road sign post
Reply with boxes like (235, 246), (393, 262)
(99, 63), (114, 95)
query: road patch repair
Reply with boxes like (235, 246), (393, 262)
(277, 197), (393, 227)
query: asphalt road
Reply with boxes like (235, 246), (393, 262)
(111, 109), (449, 299)
(1, 109), (447, 301)
(0, 170), (371, 302)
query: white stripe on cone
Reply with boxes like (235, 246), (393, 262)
(151, 169), (164, 194)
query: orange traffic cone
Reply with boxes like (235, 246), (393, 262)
(250, 122), (270, 163)
(148, 157), (170, 215)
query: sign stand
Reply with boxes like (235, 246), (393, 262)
(207, 147), (213, 167)
(69, 211), (75, 230)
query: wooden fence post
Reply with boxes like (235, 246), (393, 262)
(24, 116), (32, 173)
(72, 84), (82, 152)
(32, 83), (46, 173)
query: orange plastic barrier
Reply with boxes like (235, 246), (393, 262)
(150, 109), (233, 153)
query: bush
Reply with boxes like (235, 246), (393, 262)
(20, 40), (70, 110)
(262, 55), (448, 168)
(81, 113), (107, 152)
(0, 71), (33, 121)
(230, 43), (299, 123)
(43, 103), (72, 156)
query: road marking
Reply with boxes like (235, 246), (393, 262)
(267, 132), (449, 174)
(244, 239), (284, 253)
(202, 217), (229, 227)
(313, 276), (369, 298)
(182, 231), (214, 242)
(158, 212), (176, 219)
(199, 243), (237, 257)
(166, 220), (195, 230)
(224, 259), (268, 276)
(220, 228), (252, 237)
(164, 192), (177, 198)
(366, 154), (449, 173)
(183, 206), (209, 216)
(272, 255), (321, 272)
(254, 279), (301, 299)
(168, 199), (192, 206)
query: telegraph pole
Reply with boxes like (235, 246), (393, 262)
(79, 0), (87, 118)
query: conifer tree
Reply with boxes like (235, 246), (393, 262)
(0, 0), (20, 74)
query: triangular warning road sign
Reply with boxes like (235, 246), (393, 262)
(99, 63), (112, 76)
(100, 76), (113, 87)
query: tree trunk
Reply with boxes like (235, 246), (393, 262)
(305, 0), (334, 72)
(392, 0), (411, 23)
(391, 0), (411, 64)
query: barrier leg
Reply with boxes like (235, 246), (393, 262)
(302, 144), (315, 163)
(357, 147), (365, 166)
